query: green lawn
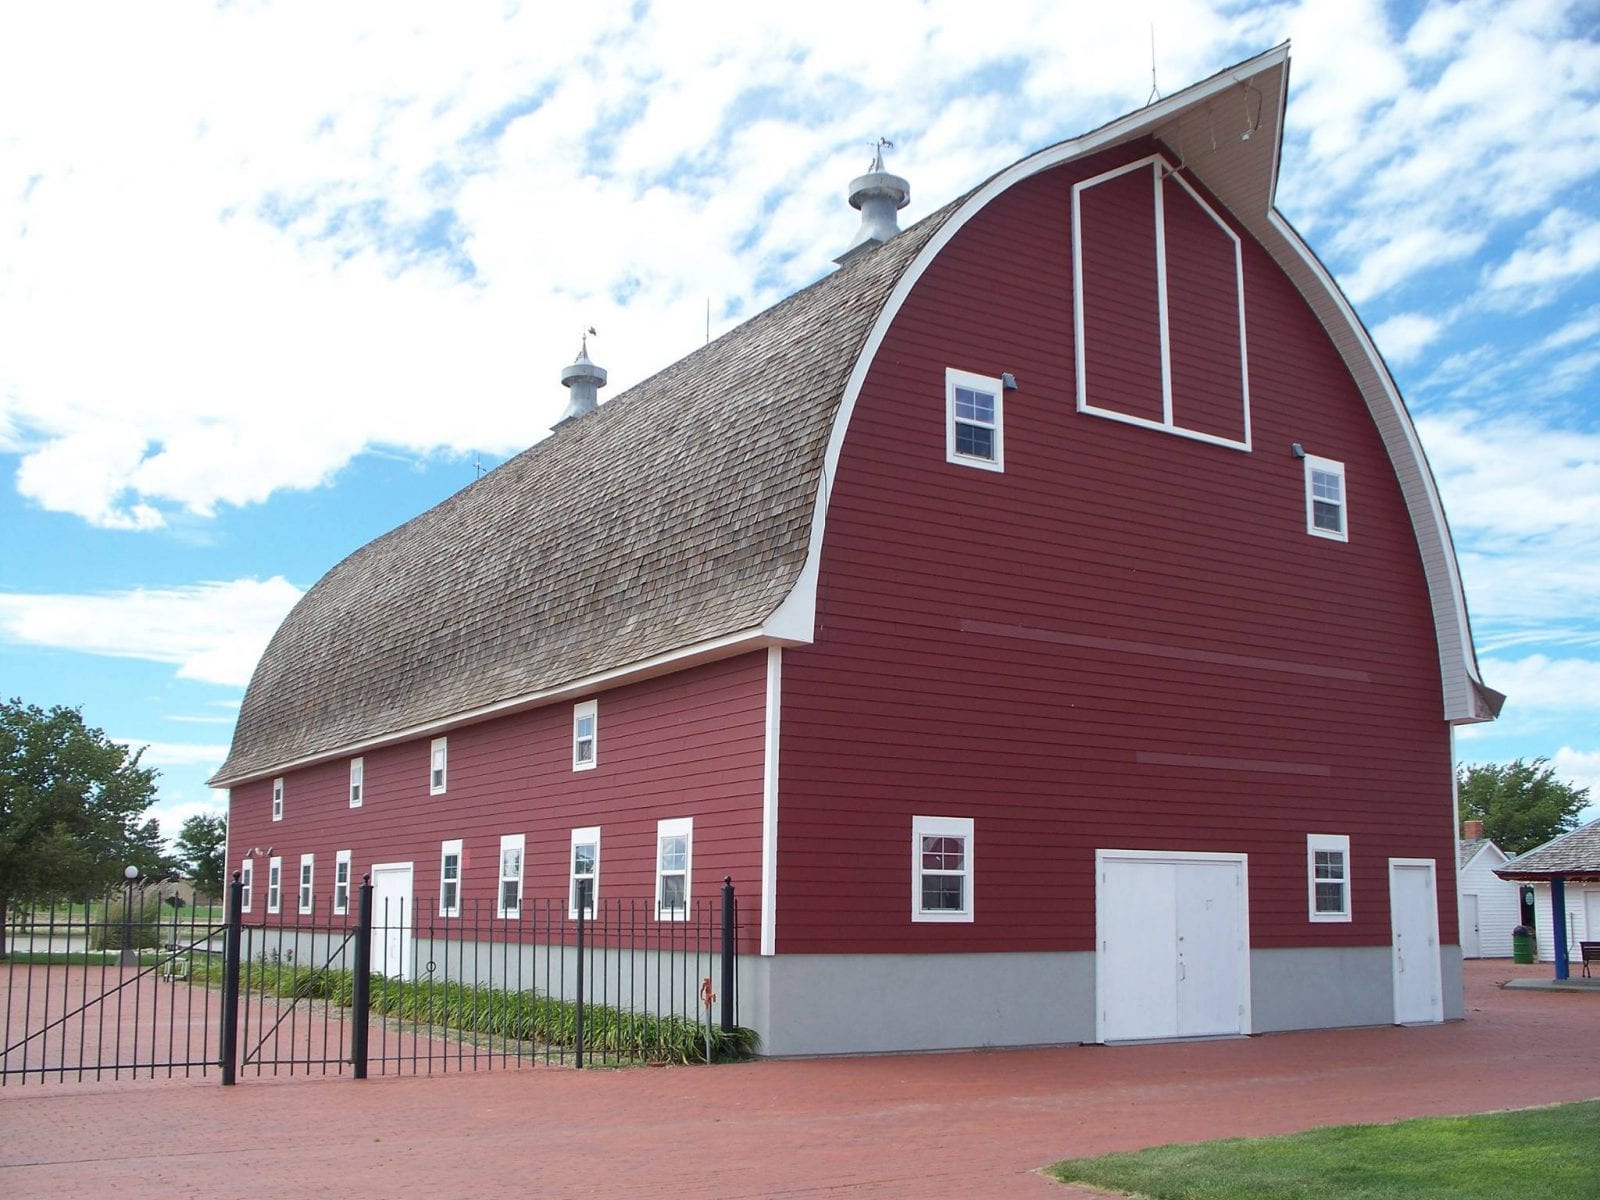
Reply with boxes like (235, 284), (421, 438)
(1046, 1101), (1600, 1199)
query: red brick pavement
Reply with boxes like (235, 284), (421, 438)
(2, 960), (1596, 1199)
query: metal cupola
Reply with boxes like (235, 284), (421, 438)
(833, 139), (910, 266)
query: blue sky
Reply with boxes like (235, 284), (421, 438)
(2, 0), (1597, 839)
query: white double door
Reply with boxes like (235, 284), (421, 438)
(1097, 850), (1251, 1042)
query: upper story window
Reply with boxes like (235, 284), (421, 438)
(430, 738), (448, 794)
(1305, 455), (1348, 542)
(271, 777), (284, 822)
(440, 838), (463, 917)
(946, 368), (1004, 472)
(266, 855), (283, 915)
(573, 700), (598, 770)
(1307, 833), (1352, 922)
(498, 834), (524, 920)
(333, 849), (352, 916)
(656, 817), (692, 921)
(913, 815), (974, 923)
(298, 853), (315, 915)
(570, 826), (599, 919)
(349, 757), (364, 808)
(240, 859), (254, 913)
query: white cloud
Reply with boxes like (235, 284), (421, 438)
(1484, 207), (1600, 299)
(118, 740), (230, 770)
(1478, 655), (1600, 715)
(0, 577), (303, 687)
(1372, 312), (1443, 365)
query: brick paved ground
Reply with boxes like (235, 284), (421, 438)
(2, 959), (1596, 1199)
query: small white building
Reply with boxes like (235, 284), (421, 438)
(1496, 817), (1600, 968)
(1457, 822), (1521, 958)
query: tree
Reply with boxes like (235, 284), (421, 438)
(1458, 757), (1591, 856)
(175, 813), (227, 900)
(0, 698), (164, 956)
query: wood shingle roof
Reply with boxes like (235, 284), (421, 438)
(214, 200), (959, 785)
(1495, 818), (1600, 882)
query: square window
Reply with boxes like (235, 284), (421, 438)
(349, 757), (364, 808)
(912, 816), (974, 922)
(271, 777), (284, 822)
(573, 701), (598, 771)
(946, 369), (1004, 472)
(1304, 456), (1348, 541)
(498, 834), (524, 919)
(1307, 834), (1351, 922)
(569, 826), (600, 918)
(333, 850), (352, 916)
(655, 817), (692, 921)
(440, 839), (462, 917)
(430, 738), (448, 795)
(298, 853), (315, 915)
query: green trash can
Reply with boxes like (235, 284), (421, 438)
(1512, 925), (1535, 964)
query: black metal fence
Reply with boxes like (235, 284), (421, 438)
(3, 875), (744, 1086)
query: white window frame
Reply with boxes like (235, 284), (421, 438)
(266, 855), (282, 915)
(572, 700), (598, 770)
(298, 853), (315, 915)
(271, 777), (284, 822)
(945, 367), (1005, 472)
(1308, 833), (1352, 922)
(655, 817), (693, 921)
(913, 815), (975, 923)
(240, 859), (254, 914)
(1305, 455), (1349, 542)
(333, 849), (352, 916)
(569, 826), (600, 919)
(349, 757), (364, 808)
(430, 737), (448, 794)
(440, 838), (463, 918)
(497, 833), (525, 920)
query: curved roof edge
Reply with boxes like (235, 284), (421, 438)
(766, 42), (1501, 727)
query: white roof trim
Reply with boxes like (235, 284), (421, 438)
(767, 42), (1495, 726)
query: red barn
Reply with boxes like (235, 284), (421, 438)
(215, 45), (1501, 1055)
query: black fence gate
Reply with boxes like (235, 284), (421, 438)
(3, 874), (744, 1086)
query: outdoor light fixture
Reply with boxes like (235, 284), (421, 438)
(1291, 443), (1306, 458)
(1001, 373), (1018, 391)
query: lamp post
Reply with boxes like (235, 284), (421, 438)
(120, 864), (140, 967)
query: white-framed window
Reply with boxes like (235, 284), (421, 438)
(440, 838), (462, 917)
(430, 738), (448, 794)
(1305, 455), (1348, 541)
(349, 757), (364, 808)
(1308, 834), (1352, 922)
(240, 859), (254, 914)
(333, 849), (352, 916)
(569, 826), (600, 919)
(573, 700), (598, 770)
(271, 777), (284, 822)
(655, 817), (692, 921)
(267, 855), (282, 915)
(497, 833), (524, 919)
(913, 815), (974, 923)
(298, 853), (315, 915)
(945, 367), (1004, 472)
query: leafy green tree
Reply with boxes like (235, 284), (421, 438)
(1458, 757), (1590, 856)
(0, 698), (164, 955)
(175, 813), (227, 900)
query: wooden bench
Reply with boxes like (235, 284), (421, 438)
(1580, 941), (1600, 979)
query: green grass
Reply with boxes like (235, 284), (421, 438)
(1046, 1101), (1600, 1199)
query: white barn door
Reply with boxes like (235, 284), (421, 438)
(1461, 893), (1480, 959)
(1389, 858), (1442, 1024)
(371, 861), (414, 980)
(1097, 850), (1250, 1042)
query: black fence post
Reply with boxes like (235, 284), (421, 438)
(720, 876), (735, 1033)
(351, 876), (372, 1079)
(219, 872), (243, 1085)
(574, 900), (586, 1069)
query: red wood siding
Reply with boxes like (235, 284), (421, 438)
(1163, 174), (1247, 443)
(777, 138), (1455, 956)
(1077, 163), (1164, 423)
(227, 652), (767, 947)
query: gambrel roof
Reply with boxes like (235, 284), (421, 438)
(214, 43), (1498, 787)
